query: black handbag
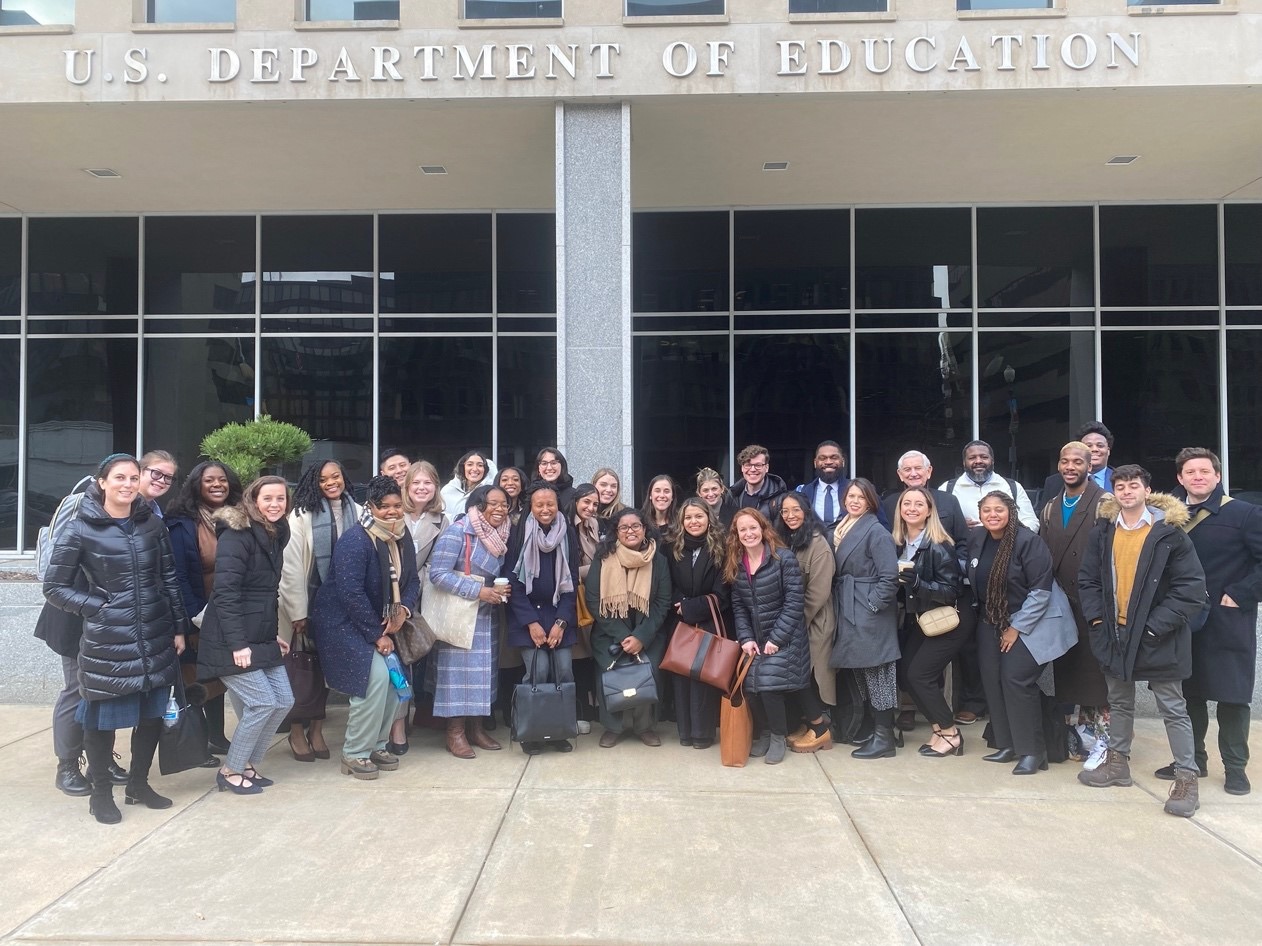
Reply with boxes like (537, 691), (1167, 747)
(602, 651), (658, 715)
(283, 634), (328, 722)
(158, 675), (210, 776)
(511, 649), (578, 744)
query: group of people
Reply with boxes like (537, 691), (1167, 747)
(35, 423), (1262, 824)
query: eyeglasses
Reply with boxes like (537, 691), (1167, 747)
(484, 500), (510, 509)
(617, 524), (645, 534)
(539, 460), (561, 468)
(144, 469), (174, 484)
(742, 461), (767, 470)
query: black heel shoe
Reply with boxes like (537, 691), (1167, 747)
(243, 767), (274, 788)
(1012, 754), (1048, 775)
(919, 730), (964, 758)
(216, 771), (263, 795)
(983, 747), (1017, 763)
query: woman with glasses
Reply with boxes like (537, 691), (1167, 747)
(429, 485), (514, 759)
(166, 460), (244, 760)
(584, 508), (672, 748)
(534, 447), (576, 511)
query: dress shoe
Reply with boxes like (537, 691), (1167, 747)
(896, 710), (917, 731)
(788, 724), (809, 743)
(1155, 761), (1208, 780)
(599, 730), (622, 748)
(954, 710), (983, 725)
(56, 758), (91, 797)
(287, 734), (316, 763)
(679, 736), (694, 747)
(217, 770), (265, 793)
(522, 741), (545, 755)
(197, 755), (222, 769)
(125, 782), (173, 809)
(692, 739), (713, 750)
(982, 747), (1017, 763)
(1012, 754), (1048, 775)
(387, 741), (410, 756)
(638, 730), (662, 747)
(918, 729), (964, 758)
(1225, 768), (1251, 796)
(108, 759), (130, 784)
(243, 767), (274, 787)
(548, 739), (573, 753)
(790, 727), (833, 754)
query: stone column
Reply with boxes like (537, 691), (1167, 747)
(555, 101), (634, 495)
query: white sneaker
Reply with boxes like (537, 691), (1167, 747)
(576, 720), (591, 735)
(1083, 738), (1109, 771)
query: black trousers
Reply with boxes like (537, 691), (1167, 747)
(900, 614), (971, 729)
(1188, 699), (1251, 771)
(976, 620), (1045, 756)
(752, 686), (826, 737)
(953, 587), (988, 714)
(672, 674), (720, 742)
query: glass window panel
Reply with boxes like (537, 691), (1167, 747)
(633, 212), (729, 313)
(145, 216), (255, 316)
(1228, 332), (1262, 500)
(260, 336), (373, 486)
(146, 0), (233, 22)
(855, 209), (972, 309)
(378, 337), (493, 482)
(1101, 330), (1219, 486)
(1225, 205), (1262, 307)
(498, 336), (557, 472)
(789, 0), (886, 10)
(856, 312), (971, 330)
(978, 311), (1094, 328)
(977, 331), (1097, 507)
(261, 216), (372, 318)
(466, 0), (561, 16)
(977, 207), (1094, 308)
(1100, 205), (1218, 307)
(379, 214), (491, 314)
(28, 218), (138, 316)
(0, 219), (18, 315)
(0, 342), (16, 548)
(734, 210), (848, 311)
(634, 335), (729, 492)
(28, 318), (139, 335)
(0, 1), (73, 26)
(25, 337), (137, 546)
(497, 214), (556, 314)
(856, 331), (972, 494)
(143, 337), (255, 480)
(959, 0), (1049, 8)
(626, 0), (723, 12)
(306, 0), (397, 19)
(735, 334), (849, 490)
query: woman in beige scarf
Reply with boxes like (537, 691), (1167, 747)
(583, 508), (672, 748)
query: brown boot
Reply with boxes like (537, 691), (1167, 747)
(1164, 768), (1200, 818)
(446, 717), (476, 759)
(1077, 749), (1133, 788)
(466, 716), (502, 751)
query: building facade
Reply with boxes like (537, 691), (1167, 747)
(1, 0), (1260, 551)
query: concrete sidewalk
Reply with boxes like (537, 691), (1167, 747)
(2, 704), (1261, 946)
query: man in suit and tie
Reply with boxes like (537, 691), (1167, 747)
(796, 440), (850, 529)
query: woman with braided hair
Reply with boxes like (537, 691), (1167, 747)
(966, 490), (1076, 775)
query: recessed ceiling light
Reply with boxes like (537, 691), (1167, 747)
(1106, 155), (1140, 166)
(419, 165), (447, 175)
(762, 161), (789, 171)
(84, 168), (121, 179)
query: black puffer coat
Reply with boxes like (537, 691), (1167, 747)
(731, 545), (809, 693)
(43, 484), (187, 701)
(197, 505), (291, 681)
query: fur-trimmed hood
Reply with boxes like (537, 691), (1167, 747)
(212, 503), (252, 532)
(1096, 491), (1189, 529)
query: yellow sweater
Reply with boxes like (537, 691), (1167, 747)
(1113, 522), (1151, 626)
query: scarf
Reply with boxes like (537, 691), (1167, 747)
(310, 494), (350, 584)
(514, 516), (575, 606)
(196, 506), (219, 599)
(467, 505), (510, 558)
(366, 516), (406, 623)
(599, 539), (657, 619)
(834, 513), (862, 546)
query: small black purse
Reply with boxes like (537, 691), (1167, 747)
(601, 649), (658, 715)
(511, 649), (578, 744)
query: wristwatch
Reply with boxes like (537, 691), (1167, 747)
(555, 620), (568, 631)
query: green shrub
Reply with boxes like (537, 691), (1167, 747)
(200, 415), (312, 483)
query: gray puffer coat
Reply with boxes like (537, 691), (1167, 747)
(42, 484), (187, 701)
(731, 545), (810, 693)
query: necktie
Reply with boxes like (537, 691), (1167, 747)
(823, 485), (835, 523)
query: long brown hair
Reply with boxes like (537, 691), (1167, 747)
(243, 475), (289, 538)
(722, 508), (785, 583)
(981, 490), (1020, 628)
(671, 497), (725, 562)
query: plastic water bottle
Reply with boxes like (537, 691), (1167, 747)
(385, 653), (413, 702)
(163, 694), (180, 728)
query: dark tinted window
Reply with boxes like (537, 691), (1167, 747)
(734, 210), (848, 311)
(626, 0), (723, 12)
(977, 207), (1094, 308)
(0, 218), (18, 316)
(633, 212), (729, 313)
(855, 209), (971, 309)
(28, 218), (138, 316)
(789, 0), (885, 10)
(145, 216), (255, 316)
(261, 216), (373, 319)
(1225, 204), (1262, 306)
(498, 214), (556, 313)
(0, 342), (16, 547)
(1228, 331), (1262, 498)
(465, 0), (561, 15)
(1100, 205), (1218, 307)
(306, 0), (397, 18)
(380, 214), (492, 314)
(498, 335), (557, 470)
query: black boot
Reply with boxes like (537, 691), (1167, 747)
(84, 730), (121, 824)
(852, 709), (900, 760)
(125, 719), (172, 810)
(55, 756), (91, 796)
(205, 696), (231, 755)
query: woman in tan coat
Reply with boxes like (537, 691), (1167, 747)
(775, 492), (837, 752)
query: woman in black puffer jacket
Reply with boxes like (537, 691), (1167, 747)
(725, 508), (819, 765)
(43, 454), (188, 825)
(197, 476), (294, 795)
